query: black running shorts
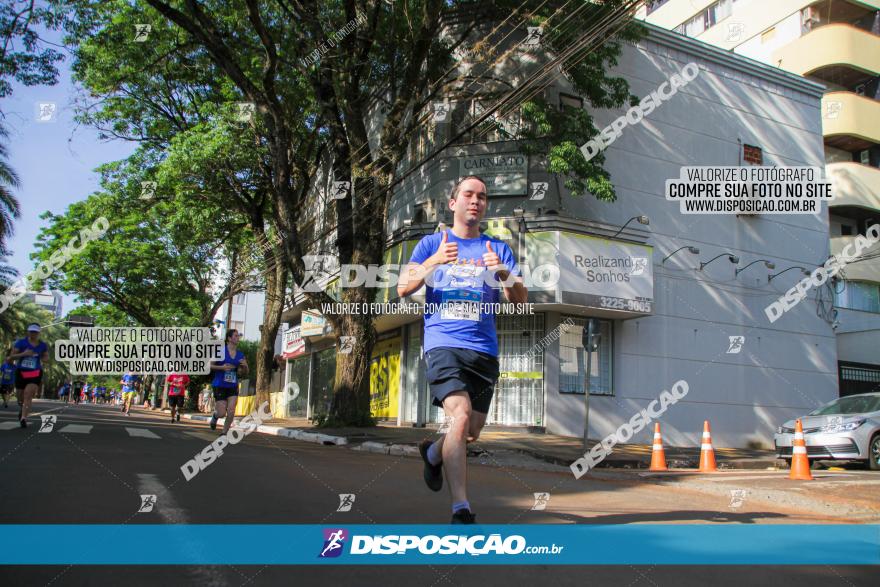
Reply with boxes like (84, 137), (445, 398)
(425, 347), (499, 414)
(167, 395), (186, 408)
(15, 372), (42, 389)
(212, 387), (238, 402)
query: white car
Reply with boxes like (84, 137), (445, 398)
(774, 393), (880, 471)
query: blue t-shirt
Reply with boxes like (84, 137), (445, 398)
(121, 373), (140, 392)
(212, 346), (245, 388)
(408, 230), (519, 356)
(14, 338), (48, 374)
(1, 363), (14, 384)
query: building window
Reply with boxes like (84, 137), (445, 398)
(646, 0), (671, 15)
(841, 224), (853, 236)
(835, 281), (880, 313)
(233, 293), (247, 305)
(673, 0), (733, 37)
(559, 317), (613, 395)
(230, 320), (245, 333)
(743, 144), (763, 165)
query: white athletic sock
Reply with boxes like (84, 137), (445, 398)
(452, 500), (470, 514)
(427, 440), (443, 466)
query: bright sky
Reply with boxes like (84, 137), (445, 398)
(3, 29), (135, 315)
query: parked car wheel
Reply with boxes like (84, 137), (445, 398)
(870, 434), (880, 472)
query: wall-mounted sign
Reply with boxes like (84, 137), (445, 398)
(282, 325), (305, 358)
(300, 310), (327, 337)
(555, 233), (654, 314)
(458, 152), (528, 196)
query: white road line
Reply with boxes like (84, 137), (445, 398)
(0, 422), (20, 430)
(125, 428), (161, 439)
(136, 473), (228, 585)
(59, 424), (93, 434)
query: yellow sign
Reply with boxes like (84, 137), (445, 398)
(500, 371), (543, 379)
(369, 337), (400, 418)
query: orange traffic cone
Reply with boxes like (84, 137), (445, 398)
(649, 423), (668, 471)
(789, 419), (813, 480)
(698, 420), (717, 472)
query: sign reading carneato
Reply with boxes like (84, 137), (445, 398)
(458, 152), (528, 196)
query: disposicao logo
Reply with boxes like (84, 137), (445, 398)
(319, 528), (348, 558)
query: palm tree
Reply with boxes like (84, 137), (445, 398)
(0, 121), (21, 255)
(0, 120), (22, 332)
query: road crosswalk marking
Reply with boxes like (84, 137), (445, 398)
(126, 427), (161, 439)
(58, 424), (93, 434)
(1, 421), (168, 439)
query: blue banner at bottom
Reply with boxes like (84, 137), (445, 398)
(1, 525), (878, 565)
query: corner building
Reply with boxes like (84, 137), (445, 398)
(281, 22), (837, 450)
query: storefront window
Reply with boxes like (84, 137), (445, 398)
(287, 356), (310, 417)
(559, 317), (613, 395)
(310, 347), (337, 418)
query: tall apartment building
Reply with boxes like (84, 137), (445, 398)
(24, 290), (63, 320)
(640, 0), (880, 395)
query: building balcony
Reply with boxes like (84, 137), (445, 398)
(821, 92), (880, 151)
(774, 23), (880, 81)
(831, 235), (880, 282)
(827, 162), (880, 213)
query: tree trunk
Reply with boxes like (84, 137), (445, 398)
(254, 256), (287, 409)
(326, 311), (375, 427)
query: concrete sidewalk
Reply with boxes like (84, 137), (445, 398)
(180, 411), (779, 470)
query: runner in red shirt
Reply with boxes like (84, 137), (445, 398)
(166, 372), (190, 422)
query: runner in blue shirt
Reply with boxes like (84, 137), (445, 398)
(398, 176), (527, 524)
(0, 356), (15, 408)
(209, 328), (248, 434)
(120, 372), (141, 416)
(9, 323), (51, 428)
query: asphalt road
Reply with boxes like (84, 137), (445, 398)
(0, 400), (876, 586)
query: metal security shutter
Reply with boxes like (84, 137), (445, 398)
(839, 362), (880, 397)
(402, 322), (424, 424)
(490, 313), (545, 426)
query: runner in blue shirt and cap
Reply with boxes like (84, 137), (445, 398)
(10, 323), (50, 428)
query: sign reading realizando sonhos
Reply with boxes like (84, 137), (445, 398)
(555, 233), (653, 314)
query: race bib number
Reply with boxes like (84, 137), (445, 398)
(440, 289), (482, 322)
(20, 357), (38, 370)
(223, 370), (237, 384)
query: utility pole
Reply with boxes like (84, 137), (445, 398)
(582, 318), (601, 451)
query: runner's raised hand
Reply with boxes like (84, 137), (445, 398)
(429, 230), (458, 265)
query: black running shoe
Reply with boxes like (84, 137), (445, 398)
(20, 418), (27, 429)
(176, 412), (180, 422)
(419, 439), (443, 492)
(451, 509), (476, 524)
(209, 413), (218, 430)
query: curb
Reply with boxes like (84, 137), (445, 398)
(180, 413), (348, 446)
(178, 414), (777, 470)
